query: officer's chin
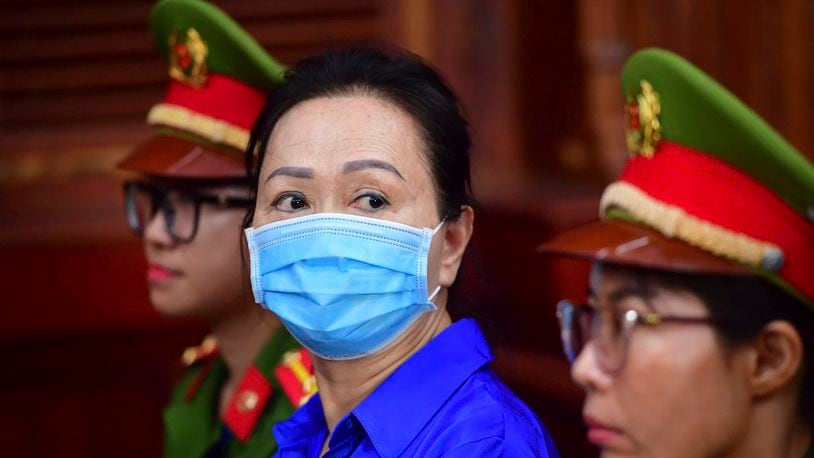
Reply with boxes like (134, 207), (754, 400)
(149, 287), (198, 319)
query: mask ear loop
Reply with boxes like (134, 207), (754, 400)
(428, 284), (442, 303)
(431, 218), (446, 236)
(432, 204), (469, 235)
(427, 217), (448, 303)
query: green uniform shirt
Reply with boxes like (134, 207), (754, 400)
(163, 330), (304, 458)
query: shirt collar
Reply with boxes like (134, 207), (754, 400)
(272, 319), (493, 457)
(273, 391), (327, 456)
(352, 318), (493, 456)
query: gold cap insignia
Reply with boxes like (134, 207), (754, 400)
(168, 28), (209, 87)
(625, 80), (661, 158)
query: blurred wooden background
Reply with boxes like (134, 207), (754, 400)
(1, 0), (811, 456)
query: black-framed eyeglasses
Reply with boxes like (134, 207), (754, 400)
(556, 299), (716, 373)
(123, 180), (252, 243)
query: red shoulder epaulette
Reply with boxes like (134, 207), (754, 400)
(274, 348), (317, 408)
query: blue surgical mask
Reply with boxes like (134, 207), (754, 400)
(244, 213), (444, 360)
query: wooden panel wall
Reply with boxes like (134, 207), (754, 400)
(580, 0), (814, 177)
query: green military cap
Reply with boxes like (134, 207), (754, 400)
(119, 0), (286, 178)
(540, 48), (814, 307)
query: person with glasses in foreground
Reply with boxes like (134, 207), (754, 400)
(539, 48), (814, 458)
(118, 1), (313, 456)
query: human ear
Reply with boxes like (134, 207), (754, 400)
(749, 320), (804, 397)
(437, 206), (474, 287)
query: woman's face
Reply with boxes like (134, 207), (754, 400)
(253, 95), (454, 289)
(572, 264), (753, 457)
(143, 184), (249, 320)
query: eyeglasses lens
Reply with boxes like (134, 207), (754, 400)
(592, 306), (627, 372)
(557, 301), (591, 363)
(124, 183), (198, 242)
(557, 300), (628, 372)
(125, 184), (154, 236)
(164, 192), (197, 241)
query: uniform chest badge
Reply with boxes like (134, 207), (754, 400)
(168, 27), (209, 87)
(625, 80), (662, 158)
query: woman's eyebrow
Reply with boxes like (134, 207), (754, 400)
(342, 159), (405, 180)
(607, 285), (646, 303)
(265, 166), (314, 183)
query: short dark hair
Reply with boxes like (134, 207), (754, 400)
(600, 263), (814, 429)
(244, 45), (474, 224)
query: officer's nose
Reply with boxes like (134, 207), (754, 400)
(572, 341), (613, 393)
(144, 208), (175, 248)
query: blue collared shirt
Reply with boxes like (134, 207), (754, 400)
(273, 318), (559, 457)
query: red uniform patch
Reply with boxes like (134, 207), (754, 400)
(222, 365), (272, 442)
(620, 140), (814, 300)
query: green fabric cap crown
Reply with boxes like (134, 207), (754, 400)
(150, 0), (286, 90)
(621, 48), (814, 218)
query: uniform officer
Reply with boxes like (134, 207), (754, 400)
(540, 48), (814, 457)
(118, 1), (314, 456)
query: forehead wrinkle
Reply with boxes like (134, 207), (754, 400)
(341, 130), (430, 184)
(266, 135), (313, 159)
(342, 137), (402, 161)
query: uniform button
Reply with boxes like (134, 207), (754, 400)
(237, 390), (259, 413)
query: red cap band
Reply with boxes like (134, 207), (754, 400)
(162, 73), (266, 130)
(619, 141), (814, 302)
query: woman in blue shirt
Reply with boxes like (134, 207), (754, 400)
(242, 47), (559, 457)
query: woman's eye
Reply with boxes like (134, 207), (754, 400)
(352, 193), (390, 212)
(272, 193), (309, 212)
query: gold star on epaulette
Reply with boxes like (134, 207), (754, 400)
(181, 335), (218, 366)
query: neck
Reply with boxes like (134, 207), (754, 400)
(727, 387), (811, 458)
(211, 302), (281, 385)
(314, 296), (452, 434)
